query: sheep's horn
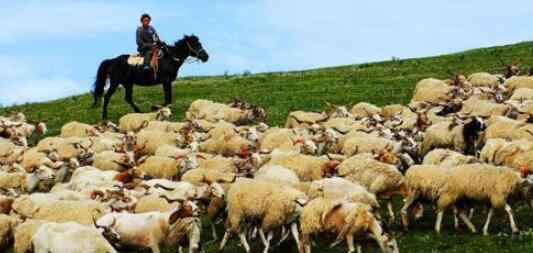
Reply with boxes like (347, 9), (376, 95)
(160, 195), (185, 204)
(154, 183), (175, 191)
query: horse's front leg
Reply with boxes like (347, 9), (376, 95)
(163, 81), (173, 106)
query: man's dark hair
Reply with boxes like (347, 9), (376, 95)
(140, 13), (151, 22)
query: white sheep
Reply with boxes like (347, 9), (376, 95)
(285, 111), (329, 129)
(467, 72), (502, 88)
(299, 198), (398, 253)
(97, 200), (200, 253)
(118, 107), (172, 132)
(220, 178), (308, 253)
(135, 129), (184, 156)
(32, 221), (118, 253)
(410, 78), (455, 103)
(60, 121), (100, 138)
(423, 148), (478, 167)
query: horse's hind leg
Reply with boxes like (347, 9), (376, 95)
(102, 82), (119, 119)
(124, 84), (141, 113)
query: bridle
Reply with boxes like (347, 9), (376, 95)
(168, 39), (205, 64)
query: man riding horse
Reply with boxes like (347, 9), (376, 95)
(137, 13), (159, 70)
(92, 13), (209, 119)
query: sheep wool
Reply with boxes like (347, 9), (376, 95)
(350, 102), (382, 118)
(410, 78), (454, 103)
(265, 152), (333, 181)
(118, 107), (172, 132)
(134, 195), (177, 213)
(510, 88), (533, 101)
(0, 214), (21, 250)
(423, 149), (478, 167)
(307, 177), (379, 208)
(460, 97), (510, 117)
(60, 121), (99, 138)
(31, 200), (108, 225)
(506, 76), (533, 93)
(137, 156), (181, 179)
(136, 129), (183, 156)
(467, 72), (501, 88)
(14, 220), (46, 253)
(337, 155), (403, 195)
(285, 111), (329, 128)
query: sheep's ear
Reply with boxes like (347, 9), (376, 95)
(321, 202), (343, 225)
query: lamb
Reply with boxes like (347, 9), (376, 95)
(32, 221), (118, 253)
(285, 111), (329, 129)
(18, 199), (109, 225)
(509, 88), (533, 101)
(118, 107), (172, 132)
(60, 121), (100, 137)
(505, 75), (533, 93)
(13, 219), (46, 253)
(336, 154), (406, 221)
(350, 102), (382, 119)
(306, 177), (379, 208)
(144, 120), (188, 133)
(460, 97), (510, 117)
(410, 78), (455, 103)
(259, 128), (316, 154)
(399, 165), (475, 232)
(479, 138), (533, 172)
(435, 164), (531, 235)
(467, 72), (502, 88)
(0, 214), (21, 251)
(96, 200), (200, 253)
(219, 178), (308, 253)
(186, 99), (265, 125)
(135, 129), (184, 156)
(419, 116), (486, 156)
(299, 198), (398, 253)
(137, 155), (185, 179)
(264, 151), (339, 181)
(484, 115), (533, 142)
(0, 167), (55, 193)
(93, 150), (136, 171)
(199, 131), (253, 157)
(423, 148), (478, 167)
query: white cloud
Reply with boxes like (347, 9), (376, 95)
(0, 56), (87, 106)
(0, 1), (142, 43)
(0, 78), (86, 106)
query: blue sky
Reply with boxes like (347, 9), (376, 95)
(1, 0), (532, 105)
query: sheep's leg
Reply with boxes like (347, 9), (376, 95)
(468, 208), (475, 220)
(483, 208), (494, 236)
(210, 222), (218, 241)
(453, 207), (459, 230)
(263, 231), (273, 253)
(219, 231), (231, 252)
(400, 193), (417, 230)
(387, 200), (395, 223)
(238, 231), (251, 253)
(278, 226), (291, 246)
(356, 244), (363, 253)
(435, 210), (444, 234)
(291, 222), (302, 250)
(458, 210), (477, 233)
(179, 247), (183, 253)
(346, 234), (355, 253)
(300, 234), (312, 253)
(150, 244), (161, 253)
(259, 228), (268, 246)
(505, 204), (519, 233)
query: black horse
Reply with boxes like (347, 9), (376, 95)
(92, 35), (209, 119)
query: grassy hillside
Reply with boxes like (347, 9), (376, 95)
(3, 41), (533, 253)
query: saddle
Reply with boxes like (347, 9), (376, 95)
(126, 49), (163, 67)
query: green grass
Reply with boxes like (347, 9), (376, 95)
(4, 41), (533, 252)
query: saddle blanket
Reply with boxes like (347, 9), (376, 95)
(127, 54), (145, 66)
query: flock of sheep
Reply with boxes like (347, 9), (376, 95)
(2, 65), (533, 253)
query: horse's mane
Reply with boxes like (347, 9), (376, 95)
(173, 34), (197, 47)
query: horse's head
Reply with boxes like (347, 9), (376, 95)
(179, 35), (209, 62)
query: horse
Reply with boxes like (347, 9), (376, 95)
(92, 35), (209, 119)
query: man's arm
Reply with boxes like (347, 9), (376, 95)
(136, 27), (144, 49)
(151, 27), (160, 43)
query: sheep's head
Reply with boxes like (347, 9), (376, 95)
(374, 148), (400, 167)
(504, 64), (520, 79)
(35, 122), (47, 135)
(154, 106), (172, 120)
(321, 160), (340, 177)
(94, 217), (122, 248)
(165, 199), (200, 224)
(256, 122), (269, 132)
(378, 232), (400, 253)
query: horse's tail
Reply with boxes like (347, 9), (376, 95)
(92, 59), (112, 108)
